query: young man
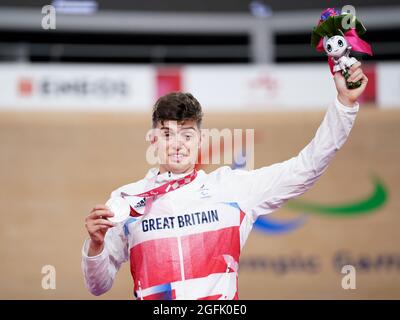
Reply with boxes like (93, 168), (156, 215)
(82, 63), (368, 300)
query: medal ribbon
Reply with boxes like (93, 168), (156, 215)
(120, 169), (197, 216)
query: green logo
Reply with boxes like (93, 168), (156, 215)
(254, 176), (388, 234)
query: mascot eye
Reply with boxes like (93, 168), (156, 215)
(338, 39), (343, 47)
(327, 44), (332, 52)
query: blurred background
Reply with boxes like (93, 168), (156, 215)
(0, 0), (399, 299)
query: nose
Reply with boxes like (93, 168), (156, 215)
(169, 135), (184, 152)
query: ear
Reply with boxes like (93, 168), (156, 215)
(147, 129), (157, 144)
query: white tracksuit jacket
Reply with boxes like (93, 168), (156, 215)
(81, 97), (359, 300)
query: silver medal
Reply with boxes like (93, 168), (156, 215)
(106, 197), (130, 223)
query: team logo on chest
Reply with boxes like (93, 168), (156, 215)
(198, 184), (211, 199)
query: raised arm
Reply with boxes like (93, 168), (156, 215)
(217, 63), (368, 222)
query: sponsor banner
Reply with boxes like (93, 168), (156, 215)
(2, 62), (399, 111)
(0, 64), (155, 111)
(183, 64), (337, 111)
(377, 63), (400, 109)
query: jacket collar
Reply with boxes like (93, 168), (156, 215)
(144, 167), (199, 185)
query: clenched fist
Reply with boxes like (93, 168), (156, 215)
(334, 61), (368, 107)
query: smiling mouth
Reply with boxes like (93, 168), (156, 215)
(169, 154), (186, 162)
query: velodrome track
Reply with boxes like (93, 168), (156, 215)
(1, 106), (399, 299)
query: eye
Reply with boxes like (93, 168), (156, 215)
(327, 44), (332, 52)
(184, 134), (194, 141)
(338, 39), (343, 47)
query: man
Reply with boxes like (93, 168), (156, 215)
(82, 63), (367, 300)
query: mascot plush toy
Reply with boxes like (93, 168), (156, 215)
(311, 8), (373, 89)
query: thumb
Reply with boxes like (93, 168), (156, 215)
(333, 71), (346, 89)
(333, 70), (344, 82)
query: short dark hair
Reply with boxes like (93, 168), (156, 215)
(152, 92), (203, 128)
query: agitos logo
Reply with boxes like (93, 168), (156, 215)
(253, 176), (388, 234)
(227, 150), (388, 235)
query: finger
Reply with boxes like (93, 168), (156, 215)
(93, 219), (116, 227)
(94, 210), (114, 218)
(349, 62), (362, 73)
(90, 204), (109, 213)
(91, 224), (111, 234)
(350, 74), (363, 82)
(348, 69), (362, 82)
(87, 220), (114, 230)
(88, 209), (114, 220)
(359, 74), (368, 90)
(350, 73), (364, 84)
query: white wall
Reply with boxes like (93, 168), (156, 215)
(0, 62), (398, 111)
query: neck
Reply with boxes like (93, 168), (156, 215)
(158, 165), (195, 176)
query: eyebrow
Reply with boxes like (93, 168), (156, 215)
(180, 127), (197, 131)
(160, 126), (197, 131)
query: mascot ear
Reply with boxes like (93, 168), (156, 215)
(322, 36), (329, 49)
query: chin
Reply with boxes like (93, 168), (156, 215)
(163, 162), (193, 174)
